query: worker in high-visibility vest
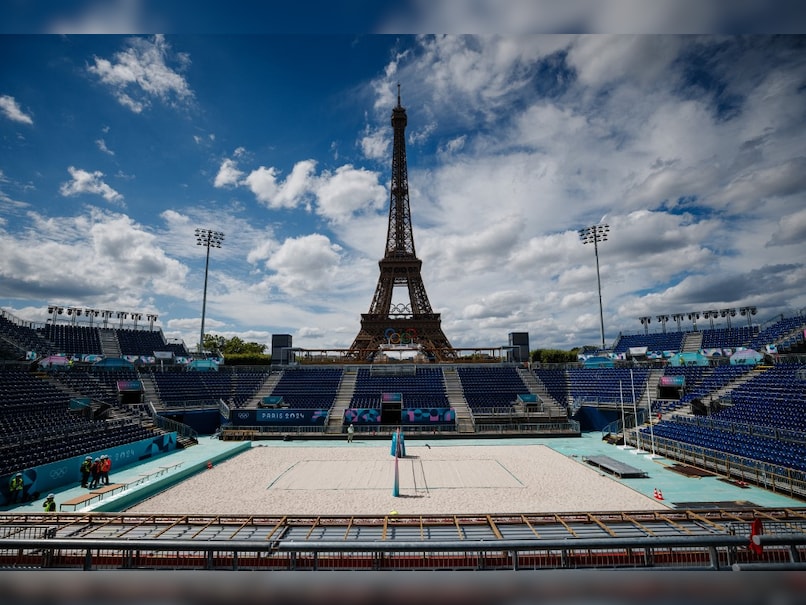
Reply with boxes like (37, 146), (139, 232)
(8, 472), (24, 504)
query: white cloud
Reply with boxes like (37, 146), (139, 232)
(245, 160), (317, 209)
(95, 138), (114, 155)
(378, 0), (803, 34)
(47, 0), (159, 34)
(0, 207), (188, 304)
(213, 158), (244, 188)
(566, 35), (683, 88)
(768, 207), (806, 247)
(265, 234), (343, 296)
(0, 95), (34, 125)
(360, 126), (389, 160)
(314, 165), (387, 224)
(60, 167), (123, 205)
(88, 34), (193, 113)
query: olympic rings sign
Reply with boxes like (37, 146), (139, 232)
(385, 327), (417, 345)
(49, 466), (68, 479)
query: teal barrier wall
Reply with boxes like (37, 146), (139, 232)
(1, 432), (177, 504)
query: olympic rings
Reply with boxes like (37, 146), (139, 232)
(385, 327), (418, 345)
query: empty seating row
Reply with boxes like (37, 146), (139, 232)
(715, 364), (806, 432)
(150, 370), (270, 407)
(457, 367), (526, 413)
(749, 315), (806, 350)
(614, 332), (685, 354)
(699, 326), (758, 349)
(351, 367), (447, 409)
(270, 368), (342, 409)
(643, 418), (806, 472)
(567, 368), (650, 404)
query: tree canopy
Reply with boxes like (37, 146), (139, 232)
(203, 334), (267, 355)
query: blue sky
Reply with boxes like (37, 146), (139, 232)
(1, 32), (805, 353)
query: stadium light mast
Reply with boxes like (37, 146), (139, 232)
(195, 228), (224, 356)
(579, 224), (609, 351)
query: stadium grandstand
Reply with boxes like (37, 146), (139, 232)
(1, 305), (805, 574)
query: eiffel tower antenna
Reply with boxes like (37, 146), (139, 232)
(348, 88), (455, 361)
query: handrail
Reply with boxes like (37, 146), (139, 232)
(1, 531), (804, 571)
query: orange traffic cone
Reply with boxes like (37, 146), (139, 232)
(654, 488), (664, 500)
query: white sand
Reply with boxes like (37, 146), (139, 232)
(128, 443), (667, 515)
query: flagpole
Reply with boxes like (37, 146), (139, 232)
(647, 396), (659, 458)
(630, 369), (645, 454)
(618, 380), (632, 450)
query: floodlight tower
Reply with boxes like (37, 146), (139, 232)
(579, 224), (610, 350)
(195, 228), (224, 356)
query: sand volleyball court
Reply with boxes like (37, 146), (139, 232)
(128, 442), (666, 516)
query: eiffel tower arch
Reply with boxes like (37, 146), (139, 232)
(348, 88), (455, 362)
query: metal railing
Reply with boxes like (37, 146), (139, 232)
(0, 533), (803, 571)
(625, 432), (806, 499)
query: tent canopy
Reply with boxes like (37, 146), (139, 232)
(38, 355), (69, 368)
(669, 352), (709, 367)
(583, 356), (615, 368)
(92, 357), (135, 369)
(730, 348), (763, 365)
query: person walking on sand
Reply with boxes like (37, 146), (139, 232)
(347, 423), (355, 443)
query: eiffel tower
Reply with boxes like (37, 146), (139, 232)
(348, 87), (455, 361)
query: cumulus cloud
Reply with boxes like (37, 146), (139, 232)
(314, 165), (387, 224)
(60, 167), (123, 205)
(214, 158), (244, 188)
(87, 34), (193, 113)
(245, 160), (317, 209)
(0, 207), (188, 303)
(265, 234), (343, 296)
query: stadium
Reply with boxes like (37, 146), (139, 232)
(2, 92), (806, 585)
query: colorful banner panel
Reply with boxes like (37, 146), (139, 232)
(116, 380), (143, 392)
(659, 375), (685, 387)
(344, 408), (455, 425)
(227, 409), (328, 426)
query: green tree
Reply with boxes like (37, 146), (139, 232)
(203, 334), (267, 355)
(531, 348), (579, 364)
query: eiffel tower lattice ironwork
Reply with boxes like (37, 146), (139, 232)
(348, 88), (455, 361)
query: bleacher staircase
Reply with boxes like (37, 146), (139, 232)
(245, 370), (282, 407)
(518, 367), (569, 420)
(99, 329), (122, 357)
(326, 368), (357, 433)
(640, 368), (664, 411)
(442, 367), (474, 433)
(681, 331), (702, 352)
(138, 372), (161, 408)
